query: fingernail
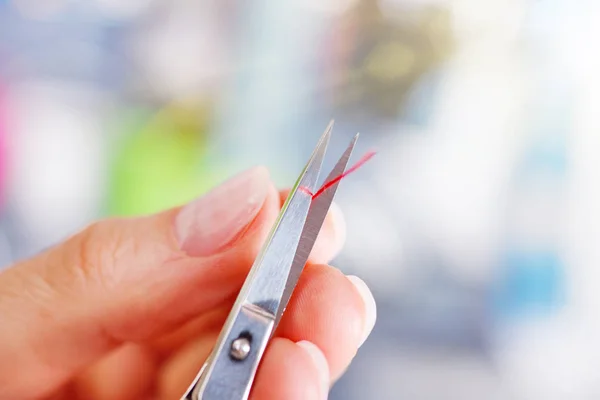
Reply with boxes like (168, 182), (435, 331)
(297, 340), (329, 398)
(347, 275), (377, 348)
(175, 167), (270, 257)
(329, 202), (346, 249)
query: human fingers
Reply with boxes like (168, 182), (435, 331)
(156, 264), (376, 398)
(278, 189), (346, 262)
(250, 339), (330, 400)
(0, 167), (280, 399)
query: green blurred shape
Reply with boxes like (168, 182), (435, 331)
(106, 102), (220, 217)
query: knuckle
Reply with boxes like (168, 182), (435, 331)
(69, 219), (130, 291)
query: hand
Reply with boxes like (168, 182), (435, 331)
(0, 167), (376, 400)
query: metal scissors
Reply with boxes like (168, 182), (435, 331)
(181, 122), (359, 400)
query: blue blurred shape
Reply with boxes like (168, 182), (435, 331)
(494, 250), (565, 317)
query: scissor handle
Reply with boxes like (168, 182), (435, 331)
(181, 303), (275, 400)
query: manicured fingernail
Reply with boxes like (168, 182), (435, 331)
(347, 275), (377, 347)
(297, 340), (329, 398)
(175, 167), (270, 257)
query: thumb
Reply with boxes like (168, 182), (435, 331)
(0, 167), (280, 399)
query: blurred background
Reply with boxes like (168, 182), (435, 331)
(2, 0), (600, 398)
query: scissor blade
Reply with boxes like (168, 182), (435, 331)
(180, 124), (334, 400)
(241, 122), (333, 316)
(274, 133), (359, 326)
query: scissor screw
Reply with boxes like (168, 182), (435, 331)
(230, 337), (251, 361)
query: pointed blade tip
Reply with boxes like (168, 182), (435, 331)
(315, 121), (334, 148)
(346, 134), (359, 152)
(299, 121), (334, 189)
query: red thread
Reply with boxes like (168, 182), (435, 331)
(298, 186), (314, 196)
(299, 150), (376, 199)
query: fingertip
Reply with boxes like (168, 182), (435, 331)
(279, 188), (346, 263)
(277, 264), (364, 381)
(175, 166), (272, 258)
(346, 275), (377, 347)
(328, 202), (346, 250)
(308, 201), (346, 263)
(222, 182), (281, 266)
(296, 341), (329, 398)
(251, 338), (325, 400)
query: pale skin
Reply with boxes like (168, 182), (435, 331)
(0, 167), (377, 400)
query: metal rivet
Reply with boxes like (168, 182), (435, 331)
(230, 337), (251, 361)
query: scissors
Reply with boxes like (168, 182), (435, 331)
(181, 122), (360, 400)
